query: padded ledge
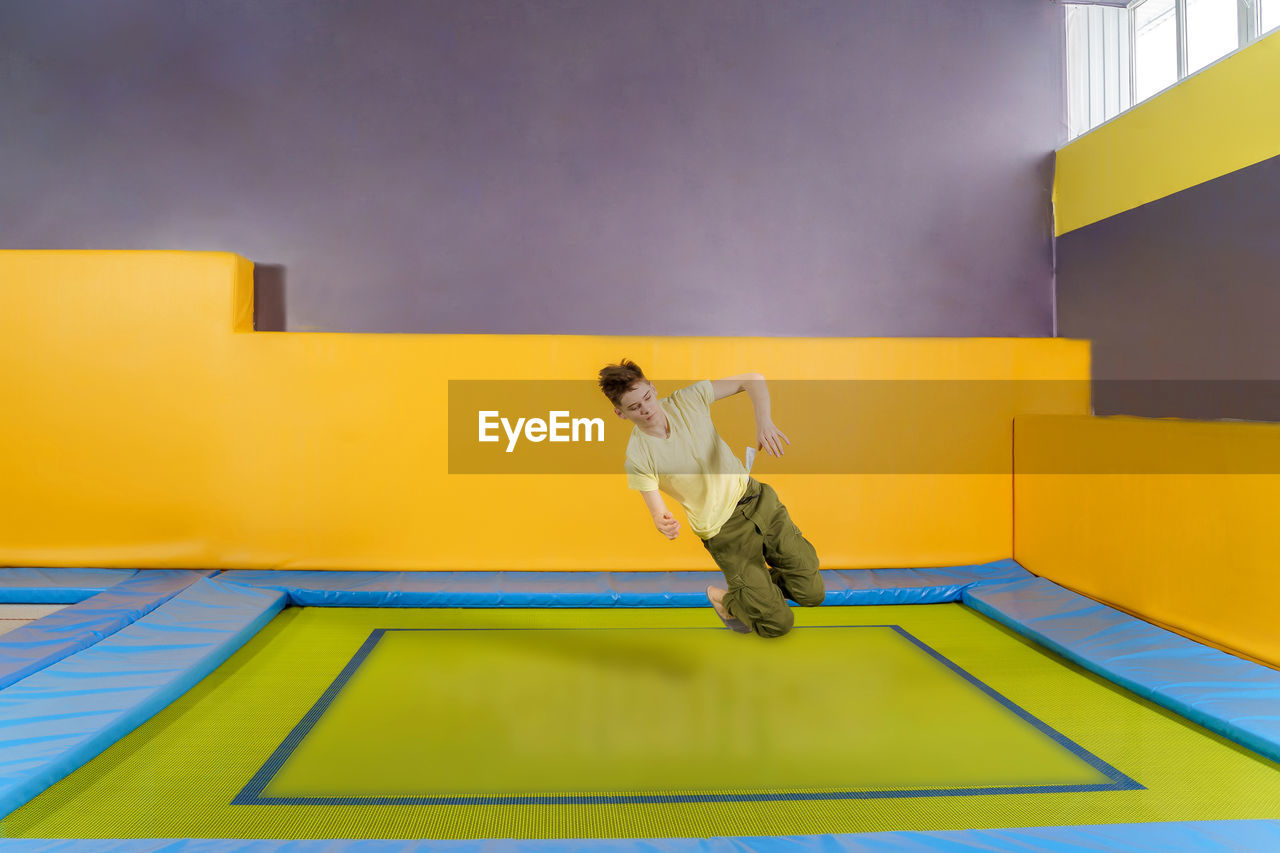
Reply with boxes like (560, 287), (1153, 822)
(218, 559), (1032, 608)
(964, 577), (1280, 765)
(824, 559), (1032, 604)
(0, 820), (1278, 851)
(0, 576), (286, 821)
(0, 568), (137, 603)
(0, 570), (214, 691)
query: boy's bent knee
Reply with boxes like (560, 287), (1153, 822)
(789, 570), (825, 607)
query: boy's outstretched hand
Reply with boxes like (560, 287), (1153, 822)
(654, 511), (681, 539)
(757, 421), (791, 458)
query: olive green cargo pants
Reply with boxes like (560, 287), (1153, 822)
(700, 478), (824, 638)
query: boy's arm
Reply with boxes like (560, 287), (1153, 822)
(641, 490), (680, 539)
(708, 373), (790, 458)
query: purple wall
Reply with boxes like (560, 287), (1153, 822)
(1, 0), (1064, 335)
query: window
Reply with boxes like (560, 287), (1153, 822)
(1262, 0), (1280, 33)
(1066, 0), (1274, 140)
(1065, 4), (1132, 139)
(1186, 0), (1242, 73)
(1134, 0), (1177, 101)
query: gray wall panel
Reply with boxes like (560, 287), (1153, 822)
(1056, 154), (1280, 421)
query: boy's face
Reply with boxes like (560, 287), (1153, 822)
(614, 380), (662, 426)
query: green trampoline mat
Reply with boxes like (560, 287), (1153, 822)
(4, 604), (1280, 838)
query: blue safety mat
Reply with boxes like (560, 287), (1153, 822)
(0, 570), (213, 691)
(0, 577), (286, 821)
(0, 569), (137, 603)
(823, 560), (1031, 603)
(965, 576), (1280, 765)
(0, 820), (1277, 851)
(218, 559), (1032, 607)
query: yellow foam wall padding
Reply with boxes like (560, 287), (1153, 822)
(0, 251), (1089, 571)
(1015, 414), (1280, 668)
(1054, 30), (1280, 235)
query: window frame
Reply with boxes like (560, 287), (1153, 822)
(1067, 0), (1270, 140)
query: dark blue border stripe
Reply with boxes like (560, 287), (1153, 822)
(235, 623), (1137, 806)
(232, 629), (389, 805)
(244, 781), (1133, 807)
(886, 625), (1142, 792)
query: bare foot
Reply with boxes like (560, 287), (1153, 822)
(706, 585), (751, 633)
(706, 585), (731, 619)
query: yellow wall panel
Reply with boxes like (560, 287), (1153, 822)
(1015, 414), (1280, 668)
(1, 251), (1090, 571)
(1055, 31), (1280, 235)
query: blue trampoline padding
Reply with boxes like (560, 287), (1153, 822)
(0, 568), (138, 603)
(0, 820), (1278, 851)
(824, 559), (1032, 604)
(0, 570), (214, 691)
(219, 569), (724, 607)
(218, 559), (1033, 607)
(964, 577), (1280, 765)
(0, 576), (286, 821)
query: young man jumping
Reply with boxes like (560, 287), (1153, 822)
(598, 359), (824, 637)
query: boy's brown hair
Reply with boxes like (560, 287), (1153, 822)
(598, 359), (648, 407)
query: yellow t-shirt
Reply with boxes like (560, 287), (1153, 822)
(624, 380), (749, 539)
